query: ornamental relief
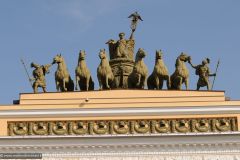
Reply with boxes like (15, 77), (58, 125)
(8, 117), (237, 136)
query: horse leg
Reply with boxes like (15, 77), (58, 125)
(106, 75), (110, 89)
(140, 76), (146, 89)
(98, 75), (103, 90)
(170, 74), (175, 90)
(159, 79), (163, 90)
(42, 87), (47, 93)
(86, 76), (90, 91)
(197, 85), (200, 90)
(207, 83), (211, 90)
(178, 77), (183, 90)
(63, 79), (67, 91)
(166, 75), (171, 89)
(75, 75), (79, 90)
(55, 79), (60, 92)
(185, 78), (189, 90)
(155, 76), (160, 89)
(136, 74), (141, 87)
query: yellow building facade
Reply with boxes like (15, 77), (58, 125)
(1, 90), (240, 159)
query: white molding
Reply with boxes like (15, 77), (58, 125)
(1, 132), (240, 159)
(1, 106), (240, 118)
(1, 132), (240, 149)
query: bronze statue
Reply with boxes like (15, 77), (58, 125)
(105, 12), (143, 89)
(20, 13), (222, 92)
(106, 31), (135, 89)
(189, 58), (216, 90)
(52, 54), (74, 92)
(75, 50), (94, 91)
(107, 34), (135, 88)
(128, 48), (148, 89)
(105, 11), (143, 60)
(106, 32), (135, 60)
(30, 62), (51, 93)
(97, 49), (114, 90)
(128, 11), (143, 32)
(147, 50), (171, 89)
(170, 53), (191, 90)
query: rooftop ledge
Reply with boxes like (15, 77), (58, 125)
(1, 89), (239, 110)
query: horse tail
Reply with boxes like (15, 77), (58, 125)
(147, 73), (155, 89)
(89, 76), (95, 90)
(170, 73), (176, 90)
(68, 76), (75, 91)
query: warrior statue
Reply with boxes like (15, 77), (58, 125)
(189, 58), (216, 90)
(30, 62), (51, 93)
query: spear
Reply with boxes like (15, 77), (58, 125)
(211, 59), (220, 90)
(20, 58), (33, 88)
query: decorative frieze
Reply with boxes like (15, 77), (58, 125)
(8, 117), (238, 136)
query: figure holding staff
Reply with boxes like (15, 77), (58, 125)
(189, 58), (217, 90)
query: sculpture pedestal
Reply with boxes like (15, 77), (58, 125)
(109, 58), (134, 88)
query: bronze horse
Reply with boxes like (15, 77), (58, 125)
(170, 53), (191, 90)
(97, 49), (114, 90)
(52, 54), (74, 92)
(128, 48), (148, 89)
(75, 50), (94, 91)
(147, 50), (170, 89)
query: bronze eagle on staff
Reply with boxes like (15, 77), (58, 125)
(128, 11), (143, 31)
(128, 11), (143, 22)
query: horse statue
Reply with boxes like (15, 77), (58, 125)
(97, 49), (114, 90)
(75, 50), (94, 91)
(52, 54), (74, 92)
(147, 50), (170, 89)
(128, 48), (148, 89)
(170, 52), (191, 90)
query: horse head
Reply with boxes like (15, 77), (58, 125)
(155, 50), (163, 60)
(179, 52), (191, 62)
(79, 50), (86, 61)
(136, 48), (147, 60)
(52, 54), (64, 64)
(99, 49), (107, 60)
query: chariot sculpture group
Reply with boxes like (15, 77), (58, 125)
(24, 12), (218, 93)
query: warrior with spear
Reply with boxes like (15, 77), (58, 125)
(21, 59), (52, 93)
(188, 57), (219, 90)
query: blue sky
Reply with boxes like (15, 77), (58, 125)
(0, 0), (240, 104)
